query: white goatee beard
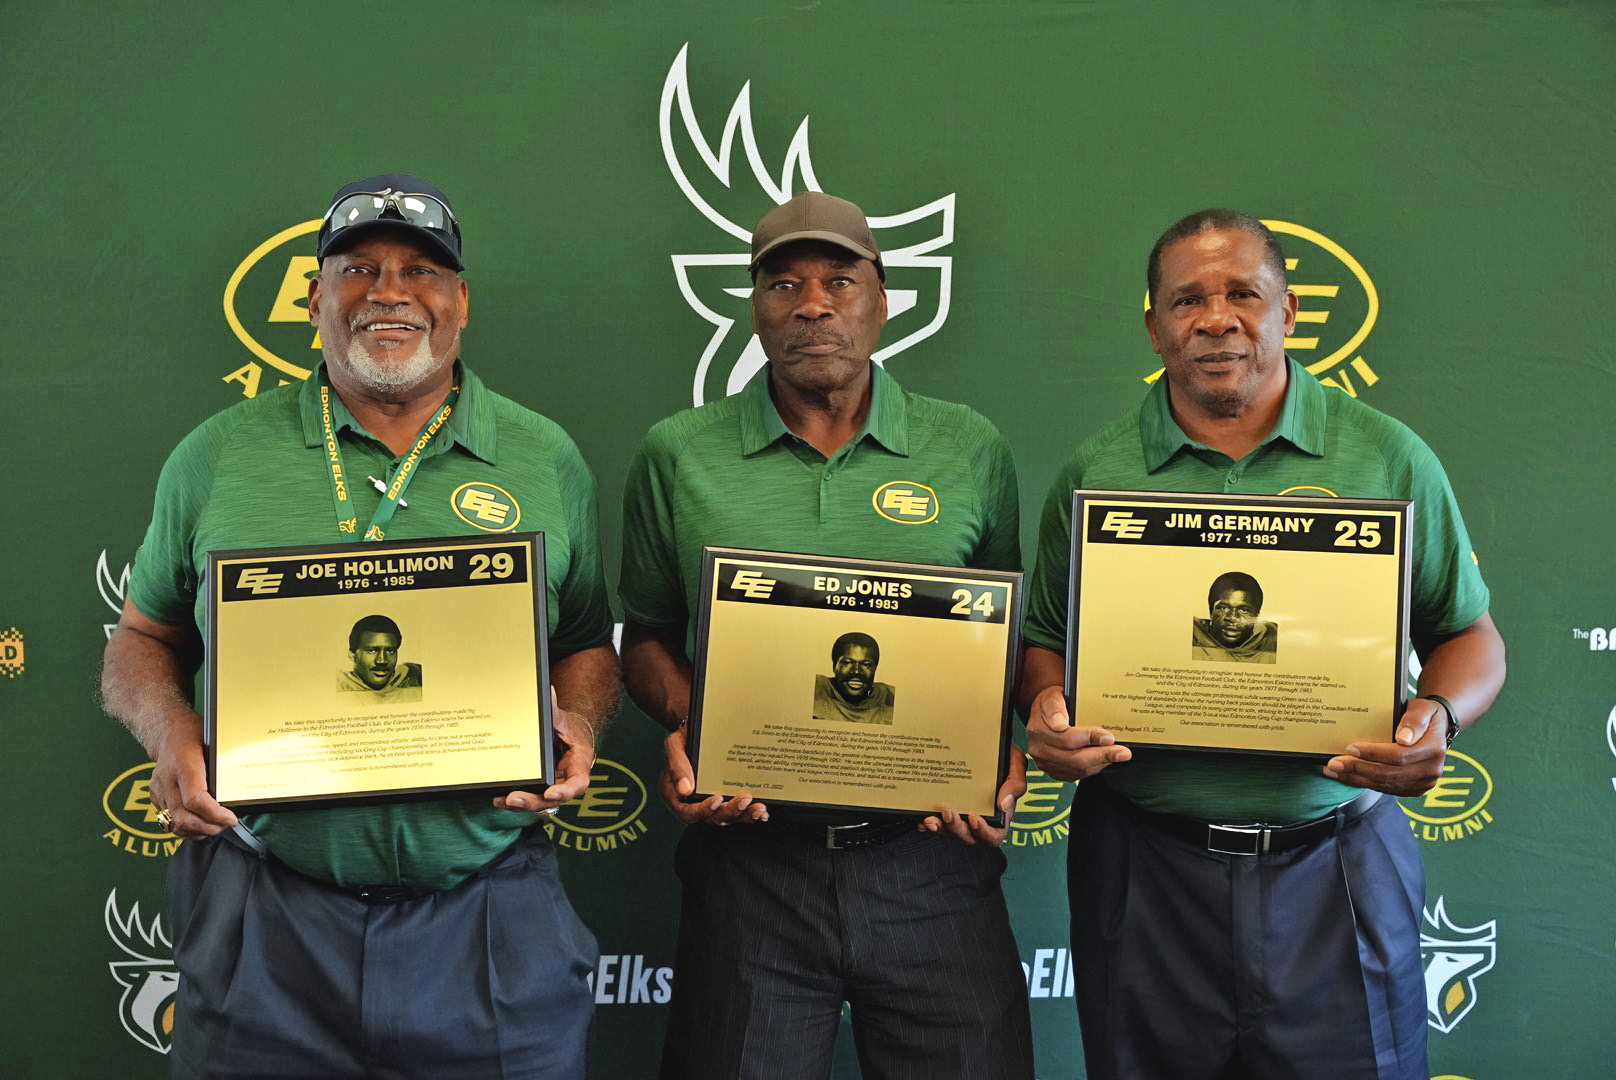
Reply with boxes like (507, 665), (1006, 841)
(334, 333), (446, 398)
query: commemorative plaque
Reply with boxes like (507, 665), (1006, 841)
(1067, 491), (1412, 757)
(205, 533), (552, 812)
(689, 548), (1021, 822)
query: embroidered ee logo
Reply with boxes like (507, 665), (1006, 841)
(451, 482), (522, 532)
(872, 481), (939, 524)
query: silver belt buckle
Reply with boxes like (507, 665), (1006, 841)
(1206, 823), (1271, 856)
(826, 821), (870, 850)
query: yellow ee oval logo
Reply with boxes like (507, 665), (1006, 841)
(552, 758), (649, 836)
(1143, 219), (1382, 397)
(872, 481), (939, 524)
(102, 762), (175, 841)
(451, 482), (522, 532)
(1400, 749), (1493, 826)
(1011, 764), (1074, 831)
(1267, 220), (1380, 387)
(223, 219), (324, 382)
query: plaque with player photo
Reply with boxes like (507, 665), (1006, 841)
(204, 533), (552, 812)
(688, 548), (1022, 823)
(1066, 490), (1412, 757)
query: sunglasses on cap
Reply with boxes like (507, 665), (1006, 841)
(321, 189), (460, 237)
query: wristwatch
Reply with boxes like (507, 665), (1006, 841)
(1419, 694), (1459, 748)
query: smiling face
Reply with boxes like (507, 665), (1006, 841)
(349, 630), (402, 689)
(751, 240), (887, 397)
(1145, 227), (1297, 420)
(830, 643), (879, 704)
(1209, 588), (1261, 647)
(309, 228), (469, 401)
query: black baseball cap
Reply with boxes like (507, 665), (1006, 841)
(317, 173), (464, 270)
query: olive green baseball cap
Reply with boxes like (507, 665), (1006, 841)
(749, 191), (884, 279)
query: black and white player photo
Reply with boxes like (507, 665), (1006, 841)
(338, 613), (425, 701)
(811, 631), (896, 725)
(1190, 571), (1278, 664)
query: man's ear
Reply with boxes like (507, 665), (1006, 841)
(308, 269), (325, 327)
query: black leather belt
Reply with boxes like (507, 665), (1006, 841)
(1132, 790), (1381, 856)
(767, 817), (915, 850)
(346, 882), (433, 904)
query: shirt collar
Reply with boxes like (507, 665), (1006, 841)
(1140, 355), (1325, 471)
(300, 362), (498, 464)
(737, 362), (910, 457)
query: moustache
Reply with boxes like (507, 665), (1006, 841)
(350, 305), (428, 332)
(785, 329), (851, 351)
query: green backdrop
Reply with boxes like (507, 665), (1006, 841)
(5, 3), (1612, 1077)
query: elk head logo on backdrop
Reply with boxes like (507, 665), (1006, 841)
(1420, 896), (1497, 1034)
(105, 890), (178, 1054)
(660, 44), (955, 407)
(97, 550), (131, 640)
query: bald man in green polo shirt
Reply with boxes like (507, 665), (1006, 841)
(1018, 208), (1508, 1080)
(620, 192), (1034, 1078)
(101, 173), (619, 1080)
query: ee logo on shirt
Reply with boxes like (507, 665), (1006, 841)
(872, 481), (939, 525)
(451, 483), (522, 532)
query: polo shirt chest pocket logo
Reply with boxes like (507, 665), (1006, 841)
(451, 482), (522, 533)
(871, 481), (939, 525)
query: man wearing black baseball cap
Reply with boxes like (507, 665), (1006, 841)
(318, 172), (464, 269)
(103, 173), (620, 1079)
(620, 191), (1035, 1077)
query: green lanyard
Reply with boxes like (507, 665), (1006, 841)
(317, 367), (460, 541)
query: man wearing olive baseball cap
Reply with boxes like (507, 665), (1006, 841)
(747, 189), (885, 277)
(103, 172), (620, 1079)
(620, 190), (1035, 1077)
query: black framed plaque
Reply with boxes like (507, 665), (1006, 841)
(1067, 491), (1412, 757)
(204, 533), (552, 812)
(688, 548), (1022, 822)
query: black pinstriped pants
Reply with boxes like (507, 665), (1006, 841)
(1067, 780), (1428, 1080)
(660, 822), (1035, 1079)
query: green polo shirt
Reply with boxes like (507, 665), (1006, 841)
(1025, 358), (1489, 823)
(128, 363), (613, 890)
(620, 363), (1021, 632)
